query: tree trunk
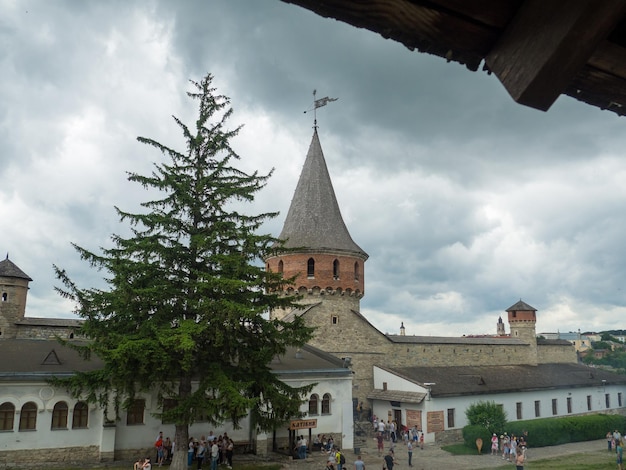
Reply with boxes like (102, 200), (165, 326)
(170, 423), (190, 470)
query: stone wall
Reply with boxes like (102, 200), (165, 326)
(302, 292), (578, 407)
(0, 445), (99, 469)
(537, 344), (578, 364)
(15, 325), (80, 340)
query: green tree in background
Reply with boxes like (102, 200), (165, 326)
(53, 74), (313, 470)
(466, 400), (508, 435)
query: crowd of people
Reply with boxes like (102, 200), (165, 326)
(187, 431), (236, 470)
(490, 432), (527, 469)
(607, 430), (624, 470)
(134, 429), (236, 470)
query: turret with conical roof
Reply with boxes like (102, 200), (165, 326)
(266, 129), (368, 318)
(0, 256), (32, 339)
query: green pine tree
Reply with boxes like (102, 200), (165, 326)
(52, 73), (313, 470)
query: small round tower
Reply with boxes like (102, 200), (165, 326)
(0, 256), (32, 339)
(265, 129), (368, 318)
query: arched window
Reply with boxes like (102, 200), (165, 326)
(308, 394), (319, 415)
(354, 262), (360, 281)
(321, 394), (331, 415)
(52, 401), (69, 429)
(278, 260), (284, 274)
(307, 258), (315, 278)
(1, 292), (7, 301)
(0, 402), (15, 431)
(19, 402), (37, 431)
(72, 401), (89, 429)
(333, 259), (340, 280)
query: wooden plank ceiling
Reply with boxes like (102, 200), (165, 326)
(281, 0), (626, 117)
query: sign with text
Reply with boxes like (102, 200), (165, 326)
(427, 411), (444, 433)
(289, 419), (317, 430)
(406, 409), (422, 429)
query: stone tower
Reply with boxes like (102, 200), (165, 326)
(0, 256), (32, 339)
(265, 129), (368, 322)
(507, 299), (538, 363)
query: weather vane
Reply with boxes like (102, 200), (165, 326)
(304, 89), (338, 128)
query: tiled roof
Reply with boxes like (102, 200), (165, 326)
(506, 300), (537, 311)
(367, 389), (426, 404)
(387, 334), (525, 345)
(379, 363), (626, 398)
(0, 339), (103, 378)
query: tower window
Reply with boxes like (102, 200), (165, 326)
(1, 292), (6, 301)
(307, 258), (315, 278)
(354, 262), (360, 281)
(278, 260), (284, 274)
(331, 316), (338, 325)
(333, 259), (340, 280)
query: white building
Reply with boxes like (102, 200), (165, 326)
(0, 338), (353, 466)
(369, 363), (626, 444)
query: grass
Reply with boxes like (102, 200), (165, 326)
(440, 443), (621, 469)
(530, 453), (619, 469)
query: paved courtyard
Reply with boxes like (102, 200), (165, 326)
(276, 438), (610, 470)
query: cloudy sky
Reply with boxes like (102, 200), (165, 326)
(2, 0), (626, 337)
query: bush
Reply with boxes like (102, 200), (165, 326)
(462, 424), (493, 452)
(465, 400), (507, 434)
(501, 414), (626, 448)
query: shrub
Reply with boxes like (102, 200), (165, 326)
(503, 414), (626, 447)
(462, 424), (492, 452)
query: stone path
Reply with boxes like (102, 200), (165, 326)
(277, 438), (611, 470)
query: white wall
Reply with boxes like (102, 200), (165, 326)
(0, 372), (354, 455)
(370, 366), (626, 444)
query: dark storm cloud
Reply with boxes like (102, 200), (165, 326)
(2, 0), (626, 335)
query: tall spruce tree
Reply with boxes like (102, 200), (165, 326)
(53, 74), (313, 470)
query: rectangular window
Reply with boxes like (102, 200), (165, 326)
(516, 402), (522, 420)
(126, 399), (145, 425)
(552, 398), (557, 416)
(587, 395), (592, 411)
(606, 394), (611, 408)
(567, 397), (572, 414)
(534, 400), (540, 418)
(619, 393), (623, 407)
(161, 398), (177, 424)
(447, 408), (455, 428)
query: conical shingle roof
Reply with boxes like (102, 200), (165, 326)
(278, 130), (368, 259)
(0, 256), (32, 281)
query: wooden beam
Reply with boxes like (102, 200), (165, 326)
(485, 0), (626, 111)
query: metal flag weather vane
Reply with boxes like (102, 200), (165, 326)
(304, 89), (338, 127)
